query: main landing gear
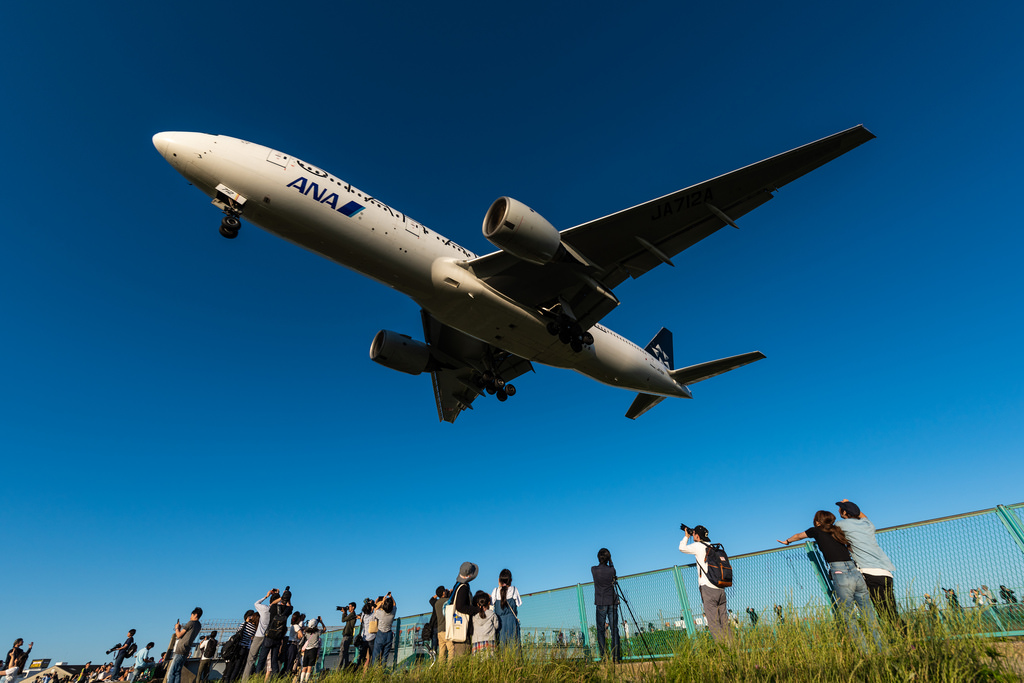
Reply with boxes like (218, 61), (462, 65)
(546, 315), (594, 353)
(481, 372), (517, 403)
(219, 214), (241, 239)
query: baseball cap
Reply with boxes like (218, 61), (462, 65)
(836, 500), (861, 517)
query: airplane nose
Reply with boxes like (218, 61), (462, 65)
(152, 132), (171, 158)
(152, 131), (213, 173)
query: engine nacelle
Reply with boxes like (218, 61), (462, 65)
(482, 196), (561, 265)
(369, 330), (431, 375)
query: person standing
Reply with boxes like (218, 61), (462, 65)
(338, 603), (357, 670)
(168, 608), (202, 683)
(298, 617), (324, 683)
(779, 510), (884, 650)
(432, 587), (452, 663)
(110, 630), (135, 681)
(222, 611), (257, 683)
(470, 592), (498, 656)
(244, 589), (276, 679)
(370, 595), (397, 667)
(679, 525), (730, 642)
(591, 548), (620, 661)
(490, 569), (522, 650)
(835, 500), (905, 635)
(3, 639), (32, 683)
(746, 606), (759, 626)
(196, 631), (217, 682)
(258, 589), (292, 678)
(448, 562), (479, 659)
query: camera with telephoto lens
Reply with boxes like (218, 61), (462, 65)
(680, 523), (692, 534)
(106, 644), (122, 655)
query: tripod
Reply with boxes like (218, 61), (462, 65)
(614, 579), (657, 664)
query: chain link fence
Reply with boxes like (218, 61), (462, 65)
(202, 503), (1024, 668)
(386, 502), (1024, 664)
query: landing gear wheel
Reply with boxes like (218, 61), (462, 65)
(559, 329), (572, 344)
(219, 225), (239, 239)
(546, 321), (560, 336)
(496, 389), (508, 402)
(570, 337), (583, 353)
(485, 384), (496, 395)
(582, 332), (594, 345)
(504, 384), (516, 397)
(221, 215), (241, 230)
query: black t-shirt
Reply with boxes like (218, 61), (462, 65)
(806, 526), (851, 564)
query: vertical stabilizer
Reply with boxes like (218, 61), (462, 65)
(644, 328), (674, 370)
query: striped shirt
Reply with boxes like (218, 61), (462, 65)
(240, 621), (257, 649)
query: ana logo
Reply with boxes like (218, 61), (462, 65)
(286, 177), (364, 217)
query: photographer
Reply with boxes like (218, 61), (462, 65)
(335, 603), (357, 670)
(679, 525), (730, 641)
(109, 630), (135, 681)
(591, 548), (620, 661)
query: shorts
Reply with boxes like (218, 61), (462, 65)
(300, 650), (318, 667)
(472, 641), (494, 653)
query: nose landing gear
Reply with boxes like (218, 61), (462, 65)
(219, 215), (241, 239)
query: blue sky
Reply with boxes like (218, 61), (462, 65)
(3, 0), (1023, 665)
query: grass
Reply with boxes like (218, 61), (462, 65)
(310, 610), (1020, 682)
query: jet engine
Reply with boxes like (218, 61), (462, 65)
(482, 197), (561, 265)
(369, 330), (432, 375)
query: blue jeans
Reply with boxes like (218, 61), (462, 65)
(167, 654), (185, 683)
(595, 604), (620, 660)
(371, 630), (393, 666)
(830, 561), (885, 650)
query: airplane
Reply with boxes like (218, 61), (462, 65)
(153, 125), (874, 422)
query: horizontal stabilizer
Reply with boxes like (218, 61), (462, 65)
(670, 351), (766, 386)
(625, 393), (668, 420)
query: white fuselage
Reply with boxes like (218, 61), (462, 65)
(153, 132), (687, 398)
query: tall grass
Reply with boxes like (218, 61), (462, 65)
(314, 609), (1018, 682)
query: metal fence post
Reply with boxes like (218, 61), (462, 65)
(996, 505), (1024, 555)
(575, 584), (591, 649)
(671, 566), (697, 636)
(803, 540), (834, 602)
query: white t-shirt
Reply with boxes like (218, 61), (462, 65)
(679, 537), (715, 589)
(490, 585), (522, 607)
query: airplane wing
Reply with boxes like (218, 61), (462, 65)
(420, 311), (534, 423)
(467, 125), (875, 330)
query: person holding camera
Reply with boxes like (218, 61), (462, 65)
(109, 630), (135, 681)
(679, 525), (730, 642)
(370, 594), (397, 667)
(242, 589), (277, 680)
(335, 603), (358, 670)
(298, 617), (325, 683)
(591, 548), (620, 661)
(257, 589), (292, 678)
(168, 608), (202, 683)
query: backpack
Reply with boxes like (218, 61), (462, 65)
(265, 605), (292, 640)
(420, 619), (434, 643)
(124, 642), (138, 658)
(220, 630), (242, 660)
(701, 542), (734, 588)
